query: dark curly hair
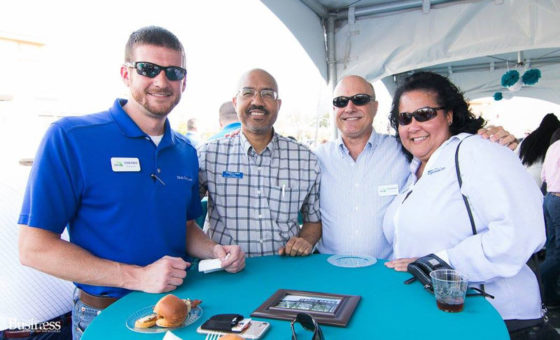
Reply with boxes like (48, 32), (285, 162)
(125, 26), (184, 64)
(389, 72), (485, 160)
(519, 113), (560, 166)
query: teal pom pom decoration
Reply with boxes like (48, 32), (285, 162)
(522, 69), (541, 85)
(501, 70), (520, 87)
(494, 92), (503, 101)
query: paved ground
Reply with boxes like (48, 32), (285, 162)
(548, 308), (560, 333)
(536, 251), (560, 334)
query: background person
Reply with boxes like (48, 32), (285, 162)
(208, 101), (241, 141)
(198, 68), (321, 257)
(383, 72), (552, 339)
(184, 117), (201, 147)
(540, 128), (560, 310)
(18, 26), (244, 339)
(517, 113), (560, 191)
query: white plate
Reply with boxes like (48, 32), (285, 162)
(126, 305), (203, 333)
(327, 255), (377, 268)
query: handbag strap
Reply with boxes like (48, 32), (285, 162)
(455, 137), (477, 235)
(454, 136), (487, 295)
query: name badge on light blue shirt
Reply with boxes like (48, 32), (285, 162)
(222, 171), (243, 179)
(378, 184), (399, 196)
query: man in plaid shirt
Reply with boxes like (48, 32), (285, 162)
(198, 69), (322, 257)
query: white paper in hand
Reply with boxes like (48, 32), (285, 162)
(199, 253), (230, 273)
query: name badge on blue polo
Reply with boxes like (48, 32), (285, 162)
(222, 171), (243, 179)
(111, 157), (141, 172)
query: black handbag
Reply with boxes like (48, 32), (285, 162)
(406, 254), (452, 291)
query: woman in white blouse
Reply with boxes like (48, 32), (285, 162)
(382, 72), (554, 339)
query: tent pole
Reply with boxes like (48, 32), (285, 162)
(327, 14), (338, 139)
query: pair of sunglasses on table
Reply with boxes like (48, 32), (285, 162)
(291, 313), (324, 340)
(125, 61), (187, 81)
(332, 93), (445, 126)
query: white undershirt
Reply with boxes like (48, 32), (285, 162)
(149, 134), (163, 146)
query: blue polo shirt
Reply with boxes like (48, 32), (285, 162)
(208, 122), (241, 141)
(19, 99), (202, 298)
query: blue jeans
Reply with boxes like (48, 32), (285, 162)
(541, 193), (560, 306)
(71, 290), (101, 340)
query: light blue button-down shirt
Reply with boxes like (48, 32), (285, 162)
(314, 131), (409, 258)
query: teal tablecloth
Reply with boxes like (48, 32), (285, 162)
(82, 255), (508, 339)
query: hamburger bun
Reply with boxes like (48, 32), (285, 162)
(153, 294), (188, 328)
(218, 335), (245, 340)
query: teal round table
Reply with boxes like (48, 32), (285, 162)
(82, 254), (508, 339)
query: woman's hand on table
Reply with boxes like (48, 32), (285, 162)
(134, 255), (189, 293)
(384, 257), (418, 272)
(213, 244), (246, 273)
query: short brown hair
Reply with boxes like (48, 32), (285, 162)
(124, 26), (184, 63)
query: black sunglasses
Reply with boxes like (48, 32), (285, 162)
(125, 61), (187, 81)
(332, 94), (373, 108)
(291, 313), (324, 340)
(398, 106), (445, 126)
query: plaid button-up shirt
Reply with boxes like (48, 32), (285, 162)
(198, 132), (321, 257)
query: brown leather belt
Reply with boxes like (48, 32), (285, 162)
(2, 329), (35, 339)
(78, 289), (118, 310)
(2, 330), (33, 339)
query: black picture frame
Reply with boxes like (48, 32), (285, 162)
(251, 289), (360, 327)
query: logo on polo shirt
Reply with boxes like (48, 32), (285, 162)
(427, 167), (446, 175)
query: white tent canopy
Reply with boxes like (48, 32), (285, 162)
(263, 0), (560, 104)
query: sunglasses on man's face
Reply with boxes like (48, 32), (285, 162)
(332, 94), (373, 108)
(125, 61), (187, 81)
(291, 313), (324, 340)
(397, 106), (445, 126)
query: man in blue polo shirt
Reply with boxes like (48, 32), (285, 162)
(18, 26), (245, 339)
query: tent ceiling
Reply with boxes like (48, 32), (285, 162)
(263, 0), (560, 104)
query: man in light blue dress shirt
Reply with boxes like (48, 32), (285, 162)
(315, 76), (409, 258)
(315, 75), (518, 259)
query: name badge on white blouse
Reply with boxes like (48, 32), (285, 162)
(378, 184), (399, 196)
(111, 157), (141, 172)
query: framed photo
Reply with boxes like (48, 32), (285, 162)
(251, 289), (360, 327)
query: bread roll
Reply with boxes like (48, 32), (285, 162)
(153, 294), (188, 328)
(134, 313), (157, 328)
(218, 334), (245, 340)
